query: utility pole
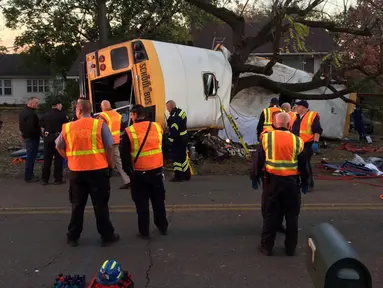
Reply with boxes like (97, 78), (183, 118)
(97, 0), (109, 47)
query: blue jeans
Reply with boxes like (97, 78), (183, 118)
(24, 138), (40, 180)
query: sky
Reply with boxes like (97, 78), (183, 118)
(0, 0), (355, 49)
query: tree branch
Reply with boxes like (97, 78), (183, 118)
(232, 64), (273, 75)
(263, 4), (285, 75)
(235, 72), (378, 102)
(235, 74), (328, 96)
(346, 65), (383, 89)
(286, 0), (325, 16)
(297, 19), (372, 36)
(184, 0), (244, 30)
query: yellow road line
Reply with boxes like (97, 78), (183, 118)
(0, 203), (381, 211)
(0, 203), (381, 215)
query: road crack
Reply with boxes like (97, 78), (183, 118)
(41, 251), (64, 269)
(145, 203), (175, 288)
(23, 250), (64, 285)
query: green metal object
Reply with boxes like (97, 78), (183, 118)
(306, 223), (372, 288)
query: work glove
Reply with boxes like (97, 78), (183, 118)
(311, 142), (319, 153)
(301, 185), (309, 194)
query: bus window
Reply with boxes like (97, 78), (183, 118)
(111, 47), (129, 70)
(132, 41), (148, 64)
(90, 70), (136, 113)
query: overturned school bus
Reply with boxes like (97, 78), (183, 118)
(79, 39), (233, 129)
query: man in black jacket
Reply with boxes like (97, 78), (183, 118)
(19, 96), (41, 182)
(40, 99), (69, 185)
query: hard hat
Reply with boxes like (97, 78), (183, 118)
(96, 260), (123, 285)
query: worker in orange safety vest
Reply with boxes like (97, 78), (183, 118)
(98, 100), (131, 189)
(281, 102), (297, 130)
(259, 110), (281, 141)
(56, 100), (120, 247)
(120, 104), (169, 239)
(253, 112), (308, 256)
(257, 97), (282, 141)
(291, 100), (323, 191)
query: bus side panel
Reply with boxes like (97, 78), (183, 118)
(136, 40), (166, 127)
(151, 41), (232, 129)
(177, 44), (232, 128)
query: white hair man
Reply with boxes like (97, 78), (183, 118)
(253, 112), (308, 257)
(98, 100), (131, 189)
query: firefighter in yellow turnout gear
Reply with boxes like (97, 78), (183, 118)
(166, 100), (191, 182)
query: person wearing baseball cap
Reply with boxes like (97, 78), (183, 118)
(40, 98), (69, 185)
(291, 100), (323, 191)
(256, 97), (282, 141)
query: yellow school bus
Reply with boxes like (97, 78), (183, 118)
(79, 39), (232, 129)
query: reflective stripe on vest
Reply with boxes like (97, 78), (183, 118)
(299, 111), (317, 143)
(63, 118), (108, 171)
(262, 130), (304, 176)
(65, 120), (105, 156)
(288, 111), (297, 130)
(263, 107), (282, 128)
(99, 110), (122, 144)
(127, 121), (164, 171)
(260, 126), (275, 140)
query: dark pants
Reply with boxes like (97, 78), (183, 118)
(131, 168), (168, 236)
(67, 168), (115, 240)
(24, 138), (40, 180)
(261, 174), (301, 252)
(42, 134), (63, 183)
(171, 135), (191, 180)
(303, 142), (314, 188)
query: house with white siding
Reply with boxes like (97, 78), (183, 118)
(0, 54), (64, 104)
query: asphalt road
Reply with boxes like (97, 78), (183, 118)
(0, 175), (382, 287)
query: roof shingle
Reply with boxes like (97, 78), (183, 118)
(0, 54), (51, 77)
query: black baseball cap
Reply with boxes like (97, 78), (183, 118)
(270, 97), (279, 105)
(295, 100), (309, 108)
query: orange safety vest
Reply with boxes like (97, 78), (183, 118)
(287, 111), (297, 130)
(98, 110), (122, 144)
(126, 121), (163, 171)
(299, 111), (318, 143)
(260, 125), (275, 140)
(263, 106), (282, 130)
(261, 130), (304, 176)
(62, 118), (108, 171)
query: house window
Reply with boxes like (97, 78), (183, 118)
(303, 58), (314, 73)
(0, 80), (12, 96)
(27, 79), (50, 93)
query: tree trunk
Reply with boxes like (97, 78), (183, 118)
(97, 0), (109, 47)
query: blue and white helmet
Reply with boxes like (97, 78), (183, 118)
(97, 260), (123, 285)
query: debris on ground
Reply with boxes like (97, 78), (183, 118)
(338, 142), (383, 154)
(0, 111), (23, 153)
(320, 154), (383, 177)
(190, 131), (248, 160)
(1, 109), (383, 178)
